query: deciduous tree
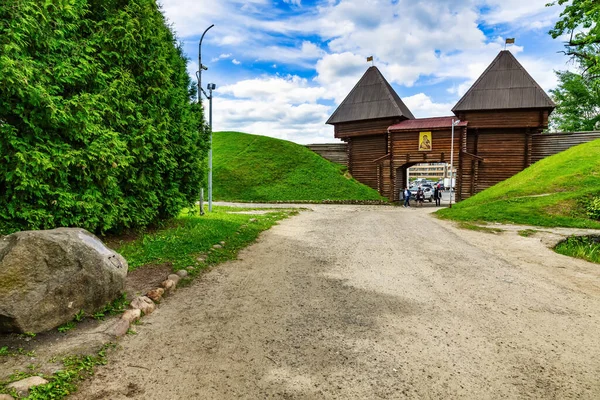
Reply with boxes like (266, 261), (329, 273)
(548, 0), (600, 77)
(549, 71), (600, 131)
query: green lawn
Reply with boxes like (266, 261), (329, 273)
(212, 131), (385, 202)
(437, 138), (600, 229)
(555, 236), (600, 264)
(114, 206), (297, 274)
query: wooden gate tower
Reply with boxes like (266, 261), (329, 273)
(326, 50), (557, 201)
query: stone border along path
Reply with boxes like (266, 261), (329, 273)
(1, 267), (192, 399)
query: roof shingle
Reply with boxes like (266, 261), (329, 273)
(326, 66), (414, 125)
(452, 51), (555, 112)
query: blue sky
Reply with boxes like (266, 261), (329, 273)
(160, 0), (570, 143)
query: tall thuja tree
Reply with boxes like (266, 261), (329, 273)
(0, 0), (207, 234)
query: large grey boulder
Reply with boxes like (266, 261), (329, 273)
(0, 228), (128, 333)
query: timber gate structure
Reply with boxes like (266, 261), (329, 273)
(326, 50), (594, 202)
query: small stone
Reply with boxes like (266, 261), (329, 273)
(196, 256), (206, 262)
(219, 241), (225, 245)
(176, 270), (188, 278)
(249, 218), (257, 223)
(186, 266), (195, 271)
(161, 279), (176, 292)
(7, 376), (48, 397)
(108, 319), (130, 337)
(212, 244), (222, 249)
(0, 394), (15, 400)
(121, 309), (141, 323)
(146, 288), (164, 302)
(167, 274), (181, 284)
(130, 296), (155, 315)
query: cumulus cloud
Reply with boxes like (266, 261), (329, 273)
(214, 75), (333, 143)
(212, 53), (232, 62)
(403, 93), (456, 118)
(160, 0), (566, 143)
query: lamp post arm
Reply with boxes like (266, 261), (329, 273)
(198, 24), (214, 102)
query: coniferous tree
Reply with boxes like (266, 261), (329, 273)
(0, 0), (208, 233)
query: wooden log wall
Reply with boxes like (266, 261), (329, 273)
(531, 131), (600, 163)
(305, 143), (348, 165)
(348, 135), (388, 190)
(472, 129), (527, 192)
(391, 129), (459, 165)
(334, 118), (400, 139)
(455, 110), (548, 129)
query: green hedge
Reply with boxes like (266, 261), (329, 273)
(0, 0), (207, 234)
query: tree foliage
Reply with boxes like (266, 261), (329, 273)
(549, 71), (600, 131)
(548, 0), (600, 77)
(0, 0), (207, 234)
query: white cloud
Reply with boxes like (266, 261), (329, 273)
(315, 52), (368, 103)
(213, 75), (334, 143)
(213, 98), (333, 144)
(212, 53), (232, 62)
(480, 0), (562, 28)
(403, 93), (456, 118)
(219, 75), (327, 103)
(159, 0), (567, 144)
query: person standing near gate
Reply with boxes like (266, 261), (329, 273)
(403, 187), (411, 207)
(416, 186), (425, 206)
(434, 184), (441, 206)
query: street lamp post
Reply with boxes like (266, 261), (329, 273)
(449, 119), (461, 208)
(207, 83), (216, 212)
(197, 24), (214, 212)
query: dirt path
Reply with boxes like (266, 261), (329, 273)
(73, 205), (600, 399)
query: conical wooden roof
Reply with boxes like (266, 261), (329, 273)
(452, 50), (555, 112)
(326, 66), (414, 125)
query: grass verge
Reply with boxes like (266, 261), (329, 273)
(0, 344), (115, 399)
(457, 221), (503, 234)
(555, 236), (600, 264)
(115, 205), (298, 275)
(436, 139), (600, 229)
(518, 229), (539, 237)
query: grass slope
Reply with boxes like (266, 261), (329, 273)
(437, 138), (600, 229)
(212, 131), (385, 202)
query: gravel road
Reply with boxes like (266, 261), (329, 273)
(73, 205), (600, 399)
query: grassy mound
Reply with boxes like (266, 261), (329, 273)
(437, 139), (600, 229)
(212, 131), (385, 202)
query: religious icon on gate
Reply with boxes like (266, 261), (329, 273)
(419, 132), (432, 151)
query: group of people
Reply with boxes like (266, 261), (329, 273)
(402, 184), (443, 207)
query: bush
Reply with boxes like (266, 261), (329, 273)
(0, 0), (207, 234)
(587, 197), (600, 220)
